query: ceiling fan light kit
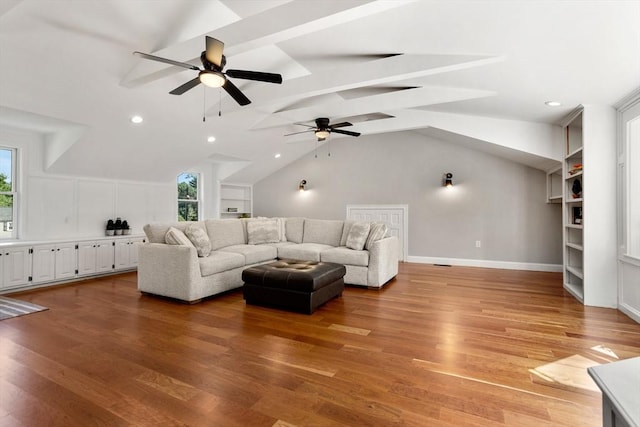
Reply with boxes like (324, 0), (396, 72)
(133, 36), (282, 106)
(315, 129), (330, 139)
(199, 70), (225, 88)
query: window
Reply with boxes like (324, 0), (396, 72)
(623, 101), (640, 258)
(0, 147), (16, 239)
(177, 172), (200, 221)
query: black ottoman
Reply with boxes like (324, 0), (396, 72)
(242, 259), (346, 314)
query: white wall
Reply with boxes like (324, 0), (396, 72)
(253, 131), (563, 267)
(1, 126), (176, 241)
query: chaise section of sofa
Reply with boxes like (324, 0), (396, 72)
(138, 217), (399, 303)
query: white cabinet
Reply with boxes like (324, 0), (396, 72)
(55, 243), (76, 279)
(220, 183), (252, 218)
(78, 239), (114, 276)
(32, 243), (76, 283)
(114, 237), (145, 270)
(31, 245), (56, 283)
(561, 105), (617, 307)
(0, 247), (31, 289)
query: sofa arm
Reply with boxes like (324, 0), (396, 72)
(367, 236), (399, 287)
(137, 243), (202, 301)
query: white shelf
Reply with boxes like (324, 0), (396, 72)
(565, 198), (583, 204)
(219, 183), (252, 219)
(564, 282), (584, 302)
(566, 242), (584, 251)
(566, 265), (584, 279)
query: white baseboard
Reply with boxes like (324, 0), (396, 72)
(619, 302), (640, 324)
(405, 256), (563, 273)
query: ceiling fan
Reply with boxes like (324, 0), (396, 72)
(285, 118), (361, 141)
(133, 36), (282, 106)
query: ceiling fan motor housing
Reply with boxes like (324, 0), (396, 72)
(201, 51), (226, 71)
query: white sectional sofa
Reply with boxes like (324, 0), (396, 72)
(138, 217), (399, 303)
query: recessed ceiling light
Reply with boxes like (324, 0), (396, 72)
(545, 101), (562, 107)
(130, 115), (143, 124)
(274, 153), (281, 159)
(207, 136), (216, 143)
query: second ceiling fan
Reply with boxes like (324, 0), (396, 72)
(286, 118), (361, 141)
(133, 36), (282, 106)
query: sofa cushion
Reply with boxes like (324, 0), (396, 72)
(218, 244), (277, 265)
(198, 251), (245, 276)
(285, 217), (305, 243)
(340, 220), (355, 246)
(185, 224), (212, 257)
(321, 247), (369, 267)
(144, 222), (195, 244)
(302, 219), (344, 246)
(277, 243), (334, 262)
(346, 221), (370, 251)
(276, 217), (287, 242)
(247, 219), (280, 245)
(165, 227), (194, 247)
(365, 222), (388, 250)
(205, 219), (245, 250)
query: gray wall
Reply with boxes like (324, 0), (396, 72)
(253, 131), (562, 264)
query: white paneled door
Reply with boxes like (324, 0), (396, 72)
(346, 205), (408, 261)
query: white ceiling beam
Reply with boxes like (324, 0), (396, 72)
(211, 54), (505, 115)
(253, 85), (497, 132)
(350, 108), (562, 161)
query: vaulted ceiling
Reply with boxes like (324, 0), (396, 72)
(0, 0), (638, 183)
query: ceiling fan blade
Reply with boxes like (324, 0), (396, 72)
(133, 51), (199, 70)
(284, 130), (314, 136)
(169, 77), (201, 95)
(205, 36), (224, 68)
(331, 128), (361, 137)
(223, 79), (251, 106)
(329, 122), (353, 128)
(226, 69), (283, 84)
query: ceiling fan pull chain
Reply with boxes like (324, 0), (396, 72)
(219, 88), (222, 117)
(202, 86), (206, 122)
(315, 140), (318, 158)
(328, 139), (331, 157)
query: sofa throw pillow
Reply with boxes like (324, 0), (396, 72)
(276, 217), (287, 242)
(247, 219), (280, 245)
(185, 224), (211, 257)
(365, 222), (388, 250)
(346, 221), (371, 251)
(165, 226), (194, 247)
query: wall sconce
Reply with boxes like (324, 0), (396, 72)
(298, 179), (307, 192)
(443, 172), (453, 188)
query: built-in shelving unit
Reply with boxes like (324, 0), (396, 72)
(219, 183), (252, 218)
(561, 105), (617, 307)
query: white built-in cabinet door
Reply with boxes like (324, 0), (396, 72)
(55, 243), (77, 280)
(77, 241), (98, 276)
(114, 240), (131, 269)
(32, 245), (56, 283)
(95, 241), (114, 273)
(115, 237), (146, 270)
(78, 240), (114, 275)
(32, 243), (77, 283)
(1, 247), (31, 289)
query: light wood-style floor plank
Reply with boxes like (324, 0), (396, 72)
(1, 263), (639, 426)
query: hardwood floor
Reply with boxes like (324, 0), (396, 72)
(1, 263), (639, 426)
